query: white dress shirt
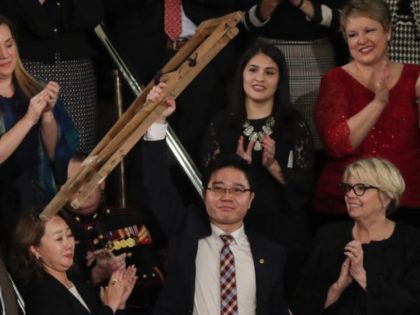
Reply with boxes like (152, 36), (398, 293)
(145, 124), (257, 315)
(180, 5), (197, 38)
(194, 224), (256, 315)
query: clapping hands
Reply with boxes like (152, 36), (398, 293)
(344, 240), (367, 289)
(373, 60), (390, 106)
(26, 81), (59, 124)
(88, 249), (127, 285)
(100, 265), (138, 312)
(236, 136), (254, 164)
(334, 241), (367, 291)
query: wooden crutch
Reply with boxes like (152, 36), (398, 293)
(40, 11), (244, 220)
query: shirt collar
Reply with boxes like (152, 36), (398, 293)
(210, 223), (247, 245)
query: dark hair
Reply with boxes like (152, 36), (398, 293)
(9, 207), (48, 285)
(202, 154), (254, 192)
(229, 42), (293, 128)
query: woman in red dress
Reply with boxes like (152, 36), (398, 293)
(314, 0), (420, 222)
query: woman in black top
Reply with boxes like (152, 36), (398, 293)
(294, 158), (420, 315)
(244, 0), (348, 169)
(202, 43), (314, 298)
(10, 210), (137, 315)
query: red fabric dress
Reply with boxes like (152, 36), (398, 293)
(314, 64), (420, 214)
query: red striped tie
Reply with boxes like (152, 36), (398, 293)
(220, 235), (238, 315)
(164, 0), (182, 40)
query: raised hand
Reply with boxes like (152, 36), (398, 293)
(325, 257), (353, 308)
(26, 89), (49, 124)
(118, 265), (138, 310)
(335, 257), (353, 290)
(344, 240), (366, 289)
(236, 135), (254, 164)
(89, 249), (127, 285)
(146, 82), (176, 123)
(373, 60), (390, 106)
(43, 81), (60, 111)
(259, 0), (283, 20)
(261, 135), (276, 168)
(100, 269), (126, 313)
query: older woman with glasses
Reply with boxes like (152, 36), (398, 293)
(293, 158), (420, 315)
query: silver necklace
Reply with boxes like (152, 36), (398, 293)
(242, 116), (275, 151)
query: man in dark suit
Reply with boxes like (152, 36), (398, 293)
(103, 0), (255, 253)
(139, 85), (289, 315)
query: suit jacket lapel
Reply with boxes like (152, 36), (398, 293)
(185, 209), (211, 310)
(247, 233), (270, 309)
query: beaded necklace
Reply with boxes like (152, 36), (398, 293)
(242, 116), (275, 151)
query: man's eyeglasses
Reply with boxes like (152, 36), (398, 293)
(340, 183), (378, 196)
(206, 186), (251, 197)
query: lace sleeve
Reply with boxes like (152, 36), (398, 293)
(282, 116), (314, 185)
(315, 70), (353, 158)
(201, 121), (221, 169)
(281, 115), (314, 214)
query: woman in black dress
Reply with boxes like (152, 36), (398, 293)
(201, 43), (314, 296)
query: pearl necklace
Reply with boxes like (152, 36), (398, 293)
(242, 116), (275, 151)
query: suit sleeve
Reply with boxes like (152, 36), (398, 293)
(271, 247), (290, 315)
(141, 139), (190, 237)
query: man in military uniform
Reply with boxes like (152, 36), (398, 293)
(63, 153), (164, 315)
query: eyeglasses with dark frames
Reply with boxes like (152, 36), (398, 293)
(206, 185), (251, 197)
(340, 183), (379, 196)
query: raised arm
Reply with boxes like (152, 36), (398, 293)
(40, 81), (60, 160)
(316, 67), (390, 157)
(141, 83), (191, 237)
(345, 62), (390, 150)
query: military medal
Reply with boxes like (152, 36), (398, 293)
(127, 237), (136, 247)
